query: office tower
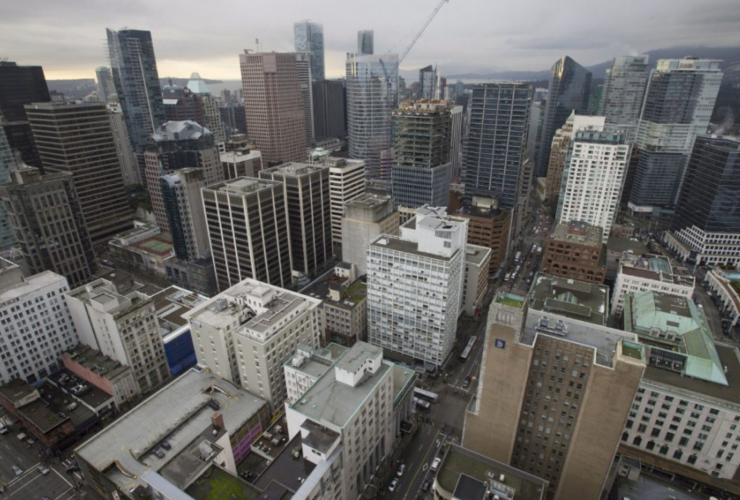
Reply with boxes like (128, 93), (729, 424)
(450, 105), (463, 181)
(629, 59), (723, 216)
(295, 53), (315, 145)
(0, 259), (76, 384)
(312, 79), (347, 141)
(144, 121), (223, 232)
(326, 158), (365, 246)
(25, 102), (133, 247)
(536, 56), (592, 177)
(0, 61), (50, 169)
(527, 89), (548, 167)
(545, 114), (606, 207)
(219, 102), (247, 136)
(162, 84), (205, 123)
(367, 206), (467, 366)
(556, 126), (629, 243)
(160, 168), (208, 262)
(0, 127), (17, 250)
(456, 196), (512, 272)
(202, 177), (292, 291)
(186, 72), (227, 145)
(342, 193), (399, 275)
(462, 244), (491, 316)
(66, 278), (170, 392)
(346, 53), (399, 180)
(221, 150), (263, 180)
(599, 55), (649, 141)
(240, 52), (306, 164)
(464, 279), (644, 500)
(541, 221), (606, 283)
(294, 21), (325, 81)
(184, 278), (322, 410)
(0, 167), (95, 287)
(391, 100), (453, 209)
(95, 66), (115, 103)
(106, 29), (166, 183)
(418, 65), (437, 100)
(357, 30), (374, 55)
(107, 104), (140, 185)
(260, 163), (332, 277)
(665, 136), (740, 266)
(463, 83), (532, 209)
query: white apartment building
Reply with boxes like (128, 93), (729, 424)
(367, 206), (467, 366)
(0, 259), (77, 384)
(65, 278), (170, 392)
(283, 343), (348, 405)
(611, 254), (695, 316)
(556, 125), (631, 243)
(184, 278), (323, 411)
(327, 158), (365, 245)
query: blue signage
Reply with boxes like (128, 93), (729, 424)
(495, 339), (506, 349)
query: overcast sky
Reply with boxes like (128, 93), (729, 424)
(2, 0), (739, 81)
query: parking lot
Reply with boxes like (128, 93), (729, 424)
(4, 466), (75, 500)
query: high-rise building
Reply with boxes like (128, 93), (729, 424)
(25, 102), (133, 247)
(463, 280), (644, 500)
(219, 102), (247, 136)
(326, 158), (365, 246)
(184, 278), (322, 410)
(107, 104), (140, 185)
(0, 61), (50, 170)
(220, 150), (263, 180)
(527, 88), (548, 168)
(95, 66), (115, 103)
(665, 136), (740, 266)
(450, 104), (463, 181)
(629, 58), (722, 216)
(260, 163), (332, 277)
(0, 259), (76, 384)
(295, 53), (315, 145)
(418, 65), (437, 100)
(294, 21), (325, 81)
(341, 193), (400, 275)
(144, 121), (222, 232)
(186, 73), (227, 146)
(357, 30), (374, 55)
(160, 168), (208, 262)
(391, 100), (453, 209)
(0, 167), (95, 287)
(463, 83), (532, 210)
(240, 52), (307, 164)
(536, 56), (592, 177)
(556, 125), (630, 243)
(346, 53), (399, 180)
(367, 206), (467, 366)
(0, 126), (17, 250)
(202, 177), (292, 291)
(162, 84), (204, 123)
(106, 29), (166, 183)
(312, 79), (347, 141)
(456, 196), (512, 273)
(599, 55), (649, 141)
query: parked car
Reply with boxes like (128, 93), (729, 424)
(462, 376), (471, 389)
(422, 480), (432, 492)
(397, 463), (406, 477)
(389, 478), (399, 492)
(431, 457), (441, 472)
(154, 448), (165, 459)
(38, 465), (50, 476)
(0, 424), (8, 434)
(11, 465), (23, 476)
(160, 440), (171, 450)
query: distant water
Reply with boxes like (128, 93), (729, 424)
(206, 80), (242, 94)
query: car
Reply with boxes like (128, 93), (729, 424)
(11, 465), (23, 476)
(462, 376), (471, 389)
(0, 424), (8, 434)
(422, 480), (432, 492)
(397, 463), (406, 477)
(160, 440), (171, 450)
(38, 465), (50, 476)
(431, 457), (442, 472)
(389, 478), (399, 492)
(154, 448), (165, 459)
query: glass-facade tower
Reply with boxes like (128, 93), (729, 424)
(294, 21), (325, 82)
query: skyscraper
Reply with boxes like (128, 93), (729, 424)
(463, 83), (532, 210)
(107, 104), (140, 185)
(312, 79), (347, 140)
(0, 127), (17, 250)
(25, 102), (133, 247)
(239, 52), (306, 164)
(95, 66), (115, 103)
(450, 105), (463, 181)
(342, 193), (400, 275)
(0, 167), (95, 288)
(161, 168), (208, 262)
(0, 61), (50, 170)
(628, 58), (722, 216)
(599, 55), (649, 141)
(186, 72), (227, 145)
(294, 21), (325, 81)
(106, 29), (166, 183)
(357, 30), (374, 55)
(295, 53), (315, 145)
(527, 88), (548, 167)
(325, 157), (365, 246)
(536, 56), (592, 177)
(346, 53), (399, 180)
(418, 65), (437, 100)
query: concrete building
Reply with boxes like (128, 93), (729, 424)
(186, 72), (227, 146)
(284, 343), (349, 404)
(605, 236), (648, 280)
(161, 168), (208, 262)
(463, 278), (645, 500)
(341, 193), (400, 275)
(0, 167), (96, 288)
(108, 224), (174, 278)
(294, 21), (325, 81)
(450, 104), (463, 181)
(556, 125), (630, 243)
(296, 53), (315, 146)
(0, 126), (18, 250)
(107, 104), (140, 185)
(162, 84), (204, 124)
(164, 256), (217, 298)
(462, 244), (491, 316)
(184, 278), (323, 410)
(542, 221), (606, 284)
(665, 136), (740, 267)
(327, 158), (365, 246)
(705, 269), (740, 328)
(456, 196), (512, 274)
(357, 30), (374, 55)
(313, 79), (347, 141)
(24, 102), (133, 247)
(629, 58), (723, 216)
(612, 253), (696, 317)
(537, 56), (592, 177)
(599, 55), (649, 141)
(60, 345), (138, 409)
(260, 163), (332, 277)
(0, 259), (76, 384)
(219, 102), (247, 136)
(202, 177), (292, 291)
(221, 150), (263, 180)
(65, 277), (170, 392)
(527, 89), (548, 169)
(367, 206), (467, 366)
(240, 52), (307, 164)
(75, 368), (270, 500)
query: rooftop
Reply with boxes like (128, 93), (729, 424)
(465, 244), (491, 266)
(149, 285), (208, 336)
(153, 120), (212, 142)
(260, 163), (326, 178)
(220, 150), (262, 163)
(285, 344), (349, 381)
(606, 236), (648, 255)
(0, 270), (66, 304)
(549, 221), (602, 247)
(370, 235), (455, 261)
(345, 192), (393, 210)
(620, 254), (695, 288)
(207, 177), (281, 195)
(62, 344), (131, 382)
(528, 273), (609, 326)
(301, 271), (367, 310)
(186, 465), (263, 500)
